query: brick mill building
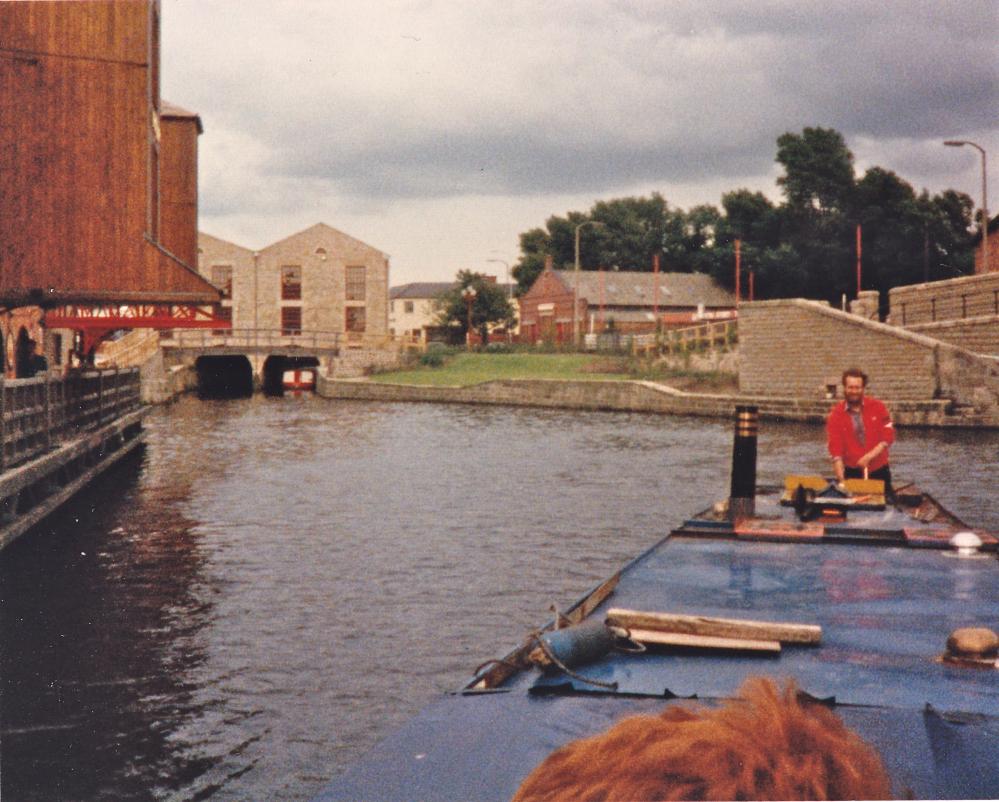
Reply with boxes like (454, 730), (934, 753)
(196, 224), (390, 344)
(1, 0), (219, 376)
(518, 268), (735, 345)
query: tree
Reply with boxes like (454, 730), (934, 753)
(513, 127), (979, 306)
(434, 270), (516, 345)
(776, 127), (855, 214)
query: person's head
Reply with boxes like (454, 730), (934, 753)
(511, 676), (892, 802)
(841, 367), (868, 406)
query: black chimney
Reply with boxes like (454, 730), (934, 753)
(729, 405), (758, 521)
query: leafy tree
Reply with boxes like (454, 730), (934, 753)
(918, 189), (976, 280)
(434, 270), (516, 345)
(512, 227), (550, 293)
(513, 127), (979, 307)
(512, 194), (716, 294)
(776, 127), (855, 214)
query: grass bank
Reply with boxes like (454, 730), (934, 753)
(370, 352), (738, 392)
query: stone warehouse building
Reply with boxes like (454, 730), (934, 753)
(196, 224), (390, 343)
(519, 267), (735, 345)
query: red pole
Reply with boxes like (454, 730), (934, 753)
(749, 270), (755, 302)
(856, 224), (862, 296)
(734, 239), (741, 307)
(598, 268), (605, 332)
(652, 252), (660, 327)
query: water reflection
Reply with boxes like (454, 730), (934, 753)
(1, 396), (996, 800)
(0, 452), (215, 800)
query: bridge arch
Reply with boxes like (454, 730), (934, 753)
(262, 354), (320, 395)
(195, 355), (253, 398)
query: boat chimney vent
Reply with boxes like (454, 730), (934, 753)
(729, 405), (758, 521)
(949, 531), (983, 557)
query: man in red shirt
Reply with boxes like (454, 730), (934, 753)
(826, 367), (894, 494)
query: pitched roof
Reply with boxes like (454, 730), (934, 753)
(391, 282), (458, 299)
(160, 101), (203, 134)
(198, 231), (255, 255)
(552, 270), (734, 308)
(262, 222), (390, 258)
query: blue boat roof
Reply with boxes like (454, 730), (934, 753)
(316, 488), (999, 801)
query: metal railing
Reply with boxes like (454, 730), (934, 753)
(159, 328), (405, 352)
(894, 288), (999, 326)
(1, 368), (141, 472)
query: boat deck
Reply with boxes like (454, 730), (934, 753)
(316, 487), (999, 801)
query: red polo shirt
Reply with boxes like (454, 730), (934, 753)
(826, 396), (894, 471)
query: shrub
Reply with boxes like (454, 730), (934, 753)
(419, 351), (445, 367)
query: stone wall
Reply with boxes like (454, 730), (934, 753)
(331, 348), (402, 378)
(739, 300), (939, 400)
(738, 299), (999, 421)
(904, 316), (999, 356)
(317, 376), (975, 427)
(889, 272), (999, 326)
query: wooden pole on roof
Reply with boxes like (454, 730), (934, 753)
(734, 239), (741, 307)
(652, 252), (660, 329)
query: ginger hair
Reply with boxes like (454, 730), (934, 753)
(511, 676), (891, 801)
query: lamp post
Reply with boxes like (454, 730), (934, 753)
(462, 285), (477, 349)
(574, 221), (604, 348)
(944, 140), (989, 273)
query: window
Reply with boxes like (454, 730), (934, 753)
(404, 300), (414, 314)
(53, 333), (63, 366)
(346, 266), (366, 301)
(282, 306), (302, 335)
(346, 306), (366, 333)
(211, 265), (233, 298)
(213, 304), (232, 335)
(282, 266), (302, 300)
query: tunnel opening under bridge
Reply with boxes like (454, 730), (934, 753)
(262, 355), (321, 396)
(195, 355), (254, 398)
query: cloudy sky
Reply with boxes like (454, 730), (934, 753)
(161, 1), (998, 286)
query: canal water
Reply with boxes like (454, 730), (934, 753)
(2, 395), (997, 801)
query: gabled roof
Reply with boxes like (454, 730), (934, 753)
(262, 222), (390, 258)
(198, 231), (255, 255)
(391, 282), (458, 300)
(552, 270), (734, 308)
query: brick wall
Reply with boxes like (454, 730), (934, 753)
(518, 270), (576, 343)
(889, 272), (999, 326)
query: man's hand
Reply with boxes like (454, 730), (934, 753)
(858, 442), (886, 469)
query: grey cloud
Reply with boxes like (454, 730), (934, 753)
(165, 0), (998, 207)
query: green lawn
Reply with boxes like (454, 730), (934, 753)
(370, 352), (634, 386)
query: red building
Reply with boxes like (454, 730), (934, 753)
(0, 0), (219, 375)
(518, 268), (735, 345)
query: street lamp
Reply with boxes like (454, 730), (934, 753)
(462, 285), (477, 349)
(944, 140), (989, 273)
(574, 221), (604, 348)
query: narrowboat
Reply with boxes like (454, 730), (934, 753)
(314, 407), (999, 801)
(282, 368), (317, 392)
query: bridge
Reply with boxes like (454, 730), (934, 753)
(156, 328), (400, 393)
